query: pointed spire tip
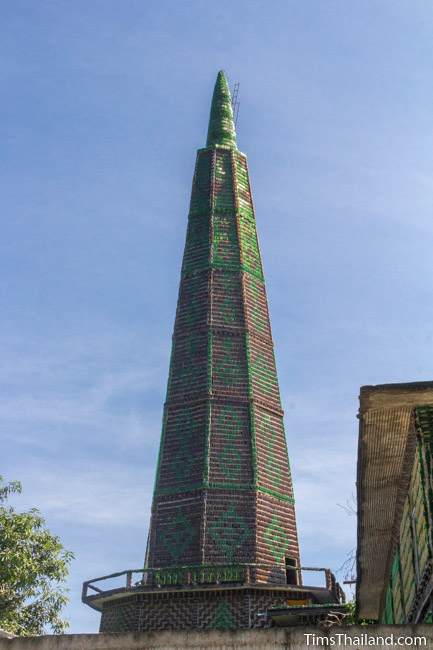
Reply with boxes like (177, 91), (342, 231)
(206, 70), (237, 149)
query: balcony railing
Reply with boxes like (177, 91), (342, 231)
(82, 564), (345, 605)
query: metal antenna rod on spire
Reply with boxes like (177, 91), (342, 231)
(231, 82), (240, 126)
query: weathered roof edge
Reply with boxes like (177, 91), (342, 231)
(361, 380), (433, 393)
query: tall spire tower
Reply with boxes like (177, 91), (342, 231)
(147, 70), (299, 573)
(83, 72), (343, 632)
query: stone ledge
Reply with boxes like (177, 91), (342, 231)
(1, 627), (433, 650)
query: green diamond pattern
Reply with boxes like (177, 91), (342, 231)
(208, 505), (251, 561)
(158, 512), (195, 563)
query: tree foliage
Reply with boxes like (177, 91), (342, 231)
(0, 477), (74, 636)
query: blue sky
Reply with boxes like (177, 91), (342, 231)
(3, 0), (433, 633)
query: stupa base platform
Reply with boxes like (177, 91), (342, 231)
(83, 566), (345, 632)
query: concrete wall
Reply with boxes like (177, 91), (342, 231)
(1, 627), (433, 650)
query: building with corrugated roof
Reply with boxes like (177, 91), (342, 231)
(357, 381), (433, 623)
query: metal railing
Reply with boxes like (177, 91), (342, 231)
(82, 564), (345, 604)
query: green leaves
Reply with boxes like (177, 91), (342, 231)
(0, 478), (22, 503)
(0, 476), (74, 636)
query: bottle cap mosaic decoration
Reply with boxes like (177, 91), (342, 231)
(147, 71), (300, 574)
(81, 72), (347, 633)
